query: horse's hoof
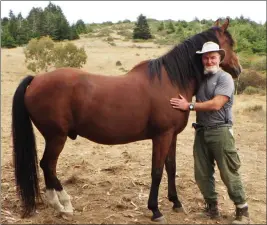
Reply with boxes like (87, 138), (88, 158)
(60, 212), (73, 221)
(151, 215), (167, 224)
(60, 210), (73, 219)
(173, 206), (185, 213)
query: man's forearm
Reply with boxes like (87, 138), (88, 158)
(192, 95), (229, 112)
(193, 99), (221, 111)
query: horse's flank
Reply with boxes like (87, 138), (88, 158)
(25, 66), (192, 145)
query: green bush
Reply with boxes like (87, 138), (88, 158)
(106, 36), (114, 42)
(238, 53), (252, 69)
(157, 22), (164, 31)
(53, 42), (87, 68)
(235, 69), (266, 93)
(243, 86), (263, 95)
(243, 104), (263, 112)
(114, 23), (134, 31)
(238, 53), (266, 71)
(95, 28), (113, 37)
(250, 57), (266, 71)
(166, 21), (176, 34)
(87, 26), (94, 33)
(116, 30), (132, 39)
(24, 36), (55, 72)
(24, 36), (87, 72)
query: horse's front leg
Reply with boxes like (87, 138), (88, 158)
(148, 131), (173, 222)
(165, 135), (184, 212)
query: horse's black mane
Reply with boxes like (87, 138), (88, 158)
(148, 27), (233, 91)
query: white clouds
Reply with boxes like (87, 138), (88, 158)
(1, 1), (266, 24)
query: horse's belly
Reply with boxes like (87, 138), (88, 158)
(76, 119), (148, 145)
(77, 130), (147, 145)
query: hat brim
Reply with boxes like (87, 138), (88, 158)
(196, 49), (225, 63)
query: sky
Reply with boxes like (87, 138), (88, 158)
(1, 1), (266, 24)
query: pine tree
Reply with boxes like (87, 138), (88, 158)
(42, 2), (71, 41)
(157, 21), (165, 31)
(69, 24), (79, 40)
(1, 25), (17, 48)
(16, 13), (30, 45)
(27, 7), (45, 38)
(8, 10), (18, 40)
(133, 14), (152, 40)
(75, 19), (87, 34)
(166, 21), (175, 34)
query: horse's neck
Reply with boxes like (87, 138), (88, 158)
(180, 78), (197, 101)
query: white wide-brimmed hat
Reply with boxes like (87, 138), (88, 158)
(196, 41), (225, 62)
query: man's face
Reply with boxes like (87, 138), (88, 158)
(202, 52), (221, 75)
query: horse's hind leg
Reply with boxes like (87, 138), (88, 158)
(165, 136), (184, 212)
(40, 135), (73, 216)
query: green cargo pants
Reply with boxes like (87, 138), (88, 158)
(193, 125), (247, 205)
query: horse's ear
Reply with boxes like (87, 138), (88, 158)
(221, 18), (230, 32)
(214, 19), (220, 27)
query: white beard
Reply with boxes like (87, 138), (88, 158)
(204, 66), (220, 75)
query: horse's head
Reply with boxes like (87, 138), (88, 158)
(213, 18), (242, 78)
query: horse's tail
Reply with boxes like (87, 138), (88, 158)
(12, 75), (41, 217)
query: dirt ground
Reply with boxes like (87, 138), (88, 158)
(1, 37), (266, 224)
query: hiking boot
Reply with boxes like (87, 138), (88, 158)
(204, 201), (220, 219)
(232, 206), (250, 224)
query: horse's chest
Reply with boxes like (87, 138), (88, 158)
(150, 105), (189, 132)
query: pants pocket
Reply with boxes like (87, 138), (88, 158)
(228, 127), (234, 136)
(224, 148), (241, 172)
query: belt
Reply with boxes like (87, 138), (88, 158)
(192, 122), (232, 130)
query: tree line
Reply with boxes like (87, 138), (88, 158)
(1, 2), (266, 56)
(1, 2), (88, 48)
(133, 15), (266, 55)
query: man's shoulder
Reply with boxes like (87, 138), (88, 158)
(217, 69), (231, 77)
(216, 69), (233, 82)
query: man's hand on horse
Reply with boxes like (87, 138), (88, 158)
(170, 94), (189, 111)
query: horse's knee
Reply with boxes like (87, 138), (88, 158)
(40, 158), (54, 172)
(151, 168), (163, 182)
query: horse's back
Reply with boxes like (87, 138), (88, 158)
(24, 67), (152, 143)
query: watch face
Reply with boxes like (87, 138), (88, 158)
(190, 104), (193, 109)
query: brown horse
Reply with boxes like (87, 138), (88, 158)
(12, 18), (241, 221)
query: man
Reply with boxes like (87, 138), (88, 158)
(170, 41), (250, 224)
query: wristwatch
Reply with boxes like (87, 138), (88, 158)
(189, 103), (195, 111)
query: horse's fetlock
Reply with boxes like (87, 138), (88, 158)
(57, 190), (71, 201)
(168, 195), (178, 202)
